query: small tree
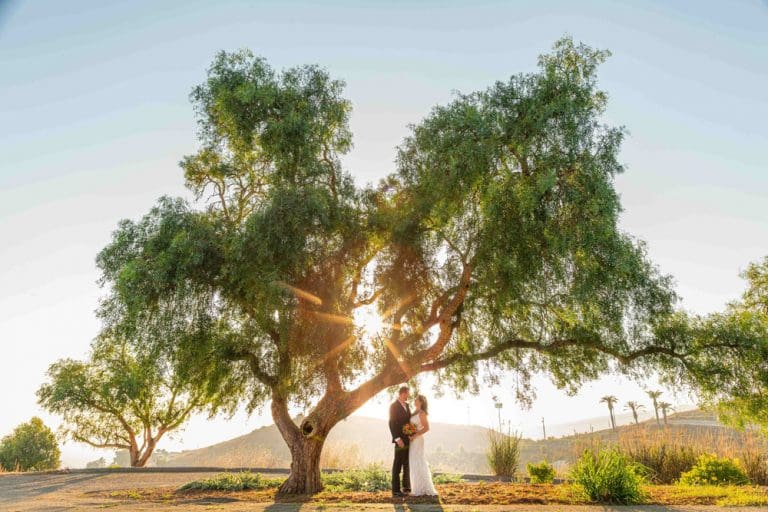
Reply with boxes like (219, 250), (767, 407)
(646, 391), (663, 426)
(38, 336), (211, 467)
(0, 417), (60, 471)
(625, 401), (645, 425)
(600, 396), (618, 431)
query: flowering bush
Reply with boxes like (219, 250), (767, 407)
(678, 453), (750, 486)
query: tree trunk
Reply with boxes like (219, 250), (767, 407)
(271, 394), (338, 495)
(279, 432), (326, 494)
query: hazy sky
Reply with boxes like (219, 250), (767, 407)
(1, 0), (766, 467)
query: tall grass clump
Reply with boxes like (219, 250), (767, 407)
(180, 472), (282, 491)
(570, 446), (647, 504)
(678, 454), (750, 486)
(322, 464), (390, 492)
(487, 428), (521, 479)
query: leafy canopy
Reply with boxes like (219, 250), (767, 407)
(38, 334), (213, 466)
(0, 417), (60, 472)
(93, 38), (757, 428)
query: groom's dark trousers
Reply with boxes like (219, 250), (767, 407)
(389, 400), (411, 494)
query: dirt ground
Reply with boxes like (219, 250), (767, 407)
(0, 471), (762, 512)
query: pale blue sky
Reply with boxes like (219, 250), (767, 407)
(1, 0), (766, 466)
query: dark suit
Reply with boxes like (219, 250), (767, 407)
(389, 400), (411, 494)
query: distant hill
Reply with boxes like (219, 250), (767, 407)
(160, 416), (493, 473)
(153, 408), (742, 474)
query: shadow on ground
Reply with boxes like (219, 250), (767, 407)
(0, 473), (102, 506)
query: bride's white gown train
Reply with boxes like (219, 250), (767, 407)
(408, 413), (438, 496)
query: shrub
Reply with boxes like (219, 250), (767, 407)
(487, 428), (520, 478)
(678, 454), (750, 486)
(0, 417), (60, 472)
(322, 464), (390, 492)
(527, 460), (555, 484)
(570, 446), (647, 504)
(179, 472), (282, 491)
(432, 473), (463, 484)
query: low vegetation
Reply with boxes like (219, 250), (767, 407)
(573, 423), (768, 485)
(487, 429), (521, 478)
(569, 446), (647, 504)
(180, 467), (464, 494)
(527, 460), (556, 484)
(179, 472), (282, 491)
(103, 478), (768, 507)
(322, 465), (390, 492)
(678, 453), (750, 486)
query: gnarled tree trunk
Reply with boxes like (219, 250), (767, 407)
(272, 394), (339, 494)
(280, 428), (326, 494)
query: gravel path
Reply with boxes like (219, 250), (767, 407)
(0, 471), (760, 512)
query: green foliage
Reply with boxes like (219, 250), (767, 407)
(0, 417), (60, 472)
(678, 454), (750, 486)
(432, 473), (463, 484)
(322, 465), (390, 492)
(487, 429), (520, 478)
(180, 472), (282, 491)
(570, 446), (647, 504)
(704, 257), (768, 436)
(84, 37), (768, 493)
(37, 335), (207, 467)
(527, 460), (555, 484)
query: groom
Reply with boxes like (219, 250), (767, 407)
(388, 385), (411, 496)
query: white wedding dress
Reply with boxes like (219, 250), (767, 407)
(408, 412), (438, 496)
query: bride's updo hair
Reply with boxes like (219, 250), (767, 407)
(415, 394), (429, 414)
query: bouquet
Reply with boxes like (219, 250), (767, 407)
(402, 422), (417, 437)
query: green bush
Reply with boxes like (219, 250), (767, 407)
(678, 454), (750, 486)
(570, 447), (647, 504)
(527, 460), (555, 484)
(0, 417), (60, 472)
(432, 473), (463, 484)
(487, 429), (521, 478)
(322, 465), (390, 492)
(180, 472), (282, 491)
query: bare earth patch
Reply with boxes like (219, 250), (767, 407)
(3, 471), (768, 511)
(102, 482), (768, 507)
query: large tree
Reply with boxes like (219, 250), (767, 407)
(94, 38), (761, 493)
(697, 257), (768, 432)
(37, 335), (216, 467)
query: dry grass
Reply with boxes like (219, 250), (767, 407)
(99, 481), (768, 507)
(573, 425), (768, 485)
(321, 441), (367, 470)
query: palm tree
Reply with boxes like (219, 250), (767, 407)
(658, 401), (674, 426)
(625, 401), (645, 425)
(646, 390), (663, 426)
(600, 395), (618, 431)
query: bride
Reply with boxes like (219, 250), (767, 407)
(408, 395), (438, 496)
